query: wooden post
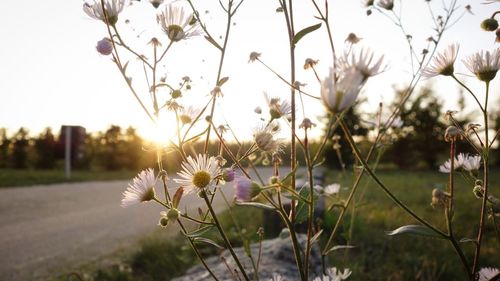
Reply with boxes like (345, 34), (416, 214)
(64, 126), (71, 179)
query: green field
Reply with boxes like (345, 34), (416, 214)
(0, 169), (137, 187)
(50, 170), (500, 281)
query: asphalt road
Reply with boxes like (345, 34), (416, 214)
(0, 167), (296, 281)
(0, 178), (236, 281)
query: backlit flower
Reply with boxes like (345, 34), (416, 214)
(179, 106), (200, 125)
(339, 47), (385, 80)
(321, 68), (364, 114)
(463, 48), (500, 82)
(345, 33), (362, 45)
(158, 4), (202, 42)
(83, 0), (128, 26)
(121, 168), (156, 207)
(422, 43), (459, 78)
(175, 154), (220, 194)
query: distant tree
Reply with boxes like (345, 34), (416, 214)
(322, 104), (368, 169)
(11, 127), (30, 169)
(385, 86), (447, 169)
(123, 127), (144, 170)
(96, 125), (123, 170)
(34, 128), (57, 169)
(0, 128), (11, 168)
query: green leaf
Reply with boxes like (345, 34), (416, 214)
(193, 237), (224, 249)
(293, 23), (322, 45)
(235, 201), (275, 210)
(217, 77), (229, 87)
(324, 245), (355, 255)
(205, 35), (222, 50)
(185, 225), (214, 238)
(386, 225), (445, 239)
(294, 186), (318, 225)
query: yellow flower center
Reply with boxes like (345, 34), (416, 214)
(192, 171), (211, 188)
(167, 25), (185, 42)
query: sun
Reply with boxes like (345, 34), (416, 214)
(139, 112), (179, 146)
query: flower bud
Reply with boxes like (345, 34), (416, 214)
(279, 228), (290, 239)
(167, 208), (180, 221)
(96, 38), (113, 56)
(159, 216), (169, 227)
(171, 89), (182, 99)
(222, 168), (235, 182)
(473, 185), (484, 199)
(481, 18), (499, 32)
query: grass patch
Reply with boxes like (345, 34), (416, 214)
(57, 170), (499, 281)
(0, 169), (136, 187)
(323, 170), (500, 281)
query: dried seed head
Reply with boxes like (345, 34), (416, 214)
(444, 126), (462, 142)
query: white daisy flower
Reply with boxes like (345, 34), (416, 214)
(377, 0), (394, 10)
(121, 168), (156, 207)
(268, 274), (285, 281)
(422, 43), (459, 78)
(175, 154), (220, 194)
(439, 155), (464, 173)
(314, 267), (351, 281)
(462, 154), (481, 171)
(83, 0), (128, 26)
(158, 4), (202, 42)
(324, 184), (341, 195)
(463, 48), (500, 82)
(253, 122), (284, 154)
(321, 67), (364, 114)
(478, 267), (500, 281)
(339, 47), (386, 80)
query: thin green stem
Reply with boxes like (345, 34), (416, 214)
(202, 193), (250, 281)
(338, 118), (448, 239)
(472, 81), (490, 275)
(452, 75), (485, 113)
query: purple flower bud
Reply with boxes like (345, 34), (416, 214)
(222, 168), (235, 182)
(233, 176), (261, 202)
(96, 38), (113, 56)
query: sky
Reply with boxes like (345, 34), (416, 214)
(0, 0), (498, 143)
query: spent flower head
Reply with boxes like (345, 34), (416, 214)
(83, 0), (128, 25)
(345, 33), (362, 45)
(422, 43), (459, 78)
(158, 4), (202, 42)
(463, 48), (500, 82)
(249, 52), (261, 63)
(174, 154), (221, 194)
(265, 93), (292, 120)
(299, 118), (316, 130)
(121, 168), (156, 207)
(304, 58), (319, 69)
(253, 122), (284, 154)
(377, 0), (394, 10)
(179, 106), (200, 125)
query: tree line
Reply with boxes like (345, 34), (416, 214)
(1, 87), (499, 171)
